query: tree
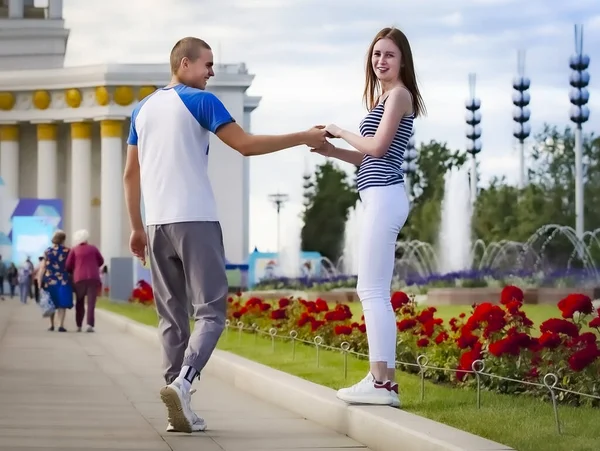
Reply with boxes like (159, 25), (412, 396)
(301, 161), (359, 262)
(471, 124), (600, 268)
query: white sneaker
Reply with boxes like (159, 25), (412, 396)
(336, 373), (393, 405)
(388, 382), (401, 408)
(160, 380), (196, 433)
(167, 413), (207, 432)
(165, 389), (207, 432)
(86, 326), (94, 333)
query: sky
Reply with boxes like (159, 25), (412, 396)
(58, 0), (600, 255)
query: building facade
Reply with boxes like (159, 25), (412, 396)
(0, 0), (259, 266)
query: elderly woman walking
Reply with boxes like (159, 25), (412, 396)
(66, 229), (104, 332)
(38, 230), (72, 332)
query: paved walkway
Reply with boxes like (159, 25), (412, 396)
(0, 300), (370, 451)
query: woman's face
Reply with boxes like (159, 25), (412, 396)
(371, 38), (402, 83)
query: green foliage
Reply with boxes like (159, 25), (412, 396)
(301, 161), (359, 262)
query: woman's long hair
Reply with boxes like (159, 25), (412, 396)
(363, 27), (426, 117)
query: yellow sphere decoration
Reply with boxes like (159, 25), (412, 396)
(65, 88), (82, 108)
(137, 86), (156, 101)
(95, 86), (110, 106)
(113, 86), (134, 106)
(0, 92), (15, 111)
(32, 90), (51, 110)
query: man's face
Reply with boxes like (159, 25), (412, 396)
(182, 48), (215, 90)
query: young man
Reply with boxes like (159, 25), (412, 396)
(123, 37), (327, 434)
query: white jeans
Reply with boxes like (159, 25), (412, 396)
(356, 183), (409, 368)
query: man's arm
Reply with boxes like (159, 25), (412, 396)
(215, 122), (324, 157)
(123, 145), (144, 231)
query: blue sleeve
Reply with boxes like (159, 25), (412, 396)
(127, 107), (140, 145)
(176, 86), (235, 133)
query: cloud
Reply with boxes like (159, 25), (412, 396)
(60, 0), (600, 254)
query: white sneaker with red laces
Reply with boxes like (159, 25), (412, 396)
(388, 382), (401, 408)
(336, 373), (393, 405)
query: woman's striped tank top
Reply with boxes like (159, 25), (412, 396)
(356, 97), (414, 192)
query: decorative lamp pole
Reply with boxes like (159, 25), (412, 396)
(268, 192), (289, 254)
(569, 24), (590, 240)
(465, 73), (482, 204)
(402, 127), (417, 202)
(512, 49), (531, 189)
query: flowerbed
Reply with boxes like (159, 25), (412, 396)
(226, 286), (600, 406)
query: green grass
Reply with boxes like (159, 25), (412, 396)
(98, 299), (600, 451)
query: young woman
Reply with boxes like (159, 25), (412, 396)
(312, 27), (425, 407)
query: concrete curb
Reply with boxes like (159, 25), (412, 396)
(96, 308), (515, 451)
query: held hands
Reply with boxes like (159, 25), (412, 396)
(304, 125), (328, 148)
(324, 124), (342, 138)
(129, 229), (148, 265)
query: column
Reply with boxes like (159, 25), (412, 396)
(8, 0), (24, 19)
(0, 124), (19, 199)
(70, 122), (92, 235)
(48, 0), (63, 19)
(36, 123), (58, 199)
(100, 119), (123, 265)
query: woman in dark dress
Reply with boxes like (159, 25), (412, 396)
(37, 230), (73, 332)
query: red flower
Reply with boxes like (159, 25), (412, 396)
(358, 324), (367, 333)
(568, 343), (600, 372)
(500, 285), (524, 305)
(416, 338), (429, 347)
(488, 330), (532, 357)
(540, 318), (579, 337)
(416, 307), (437, 323)
(270, 309), (287, 320)
(297, 312), (315, 327)
(315, 298), (329, 312)
(457, 329), (479, 349)
(245, 297), (263, 308)
(260, 303), (271, 312)
(334, 325), (353, 335)
(434, 331), (448, 344)
(589, 317), (600, 328)
(397, 319), (417, 332)
(457, 342), (483, 381)
(278, 298), (291, 308)
(538, 332), (562, 349)
(505, 300), (522, 314)
(310, 319), (325, 332)
(391, 291), (410, 311)
(558, 293), (594, 319)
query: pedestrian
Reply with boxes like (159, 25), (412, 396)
(123, 36), (327, 433)
(66, 229), (104, 333)
(311, 27), (426, 407)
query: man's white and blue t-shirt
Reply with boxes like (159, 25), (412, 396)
(127, 84), (235, 226)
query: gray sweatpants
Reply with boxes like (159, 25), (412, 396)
(147, 222), (228, 385)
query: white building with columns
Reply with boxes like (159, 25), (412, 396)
(0, 0), (259, 266)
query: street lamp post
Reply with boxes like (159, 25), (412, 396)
(465, 73), (482, 204)
(568, 24), (591, 241)
(512, 49), (531, 190)
(268, 192), (289, 254)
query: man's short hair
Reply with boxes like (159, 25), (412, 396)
(170, 37), (211, 74)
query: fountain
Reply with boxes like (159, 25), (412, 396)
(339, 203), (362, 276)
(438, 166), (473, 273)
(277, 207), (302, 278)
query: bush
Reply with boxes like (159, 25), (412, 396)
(226, 286), (600, 406)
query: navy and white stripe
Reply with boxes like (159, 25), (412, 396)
(356, 99), (414, 192)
